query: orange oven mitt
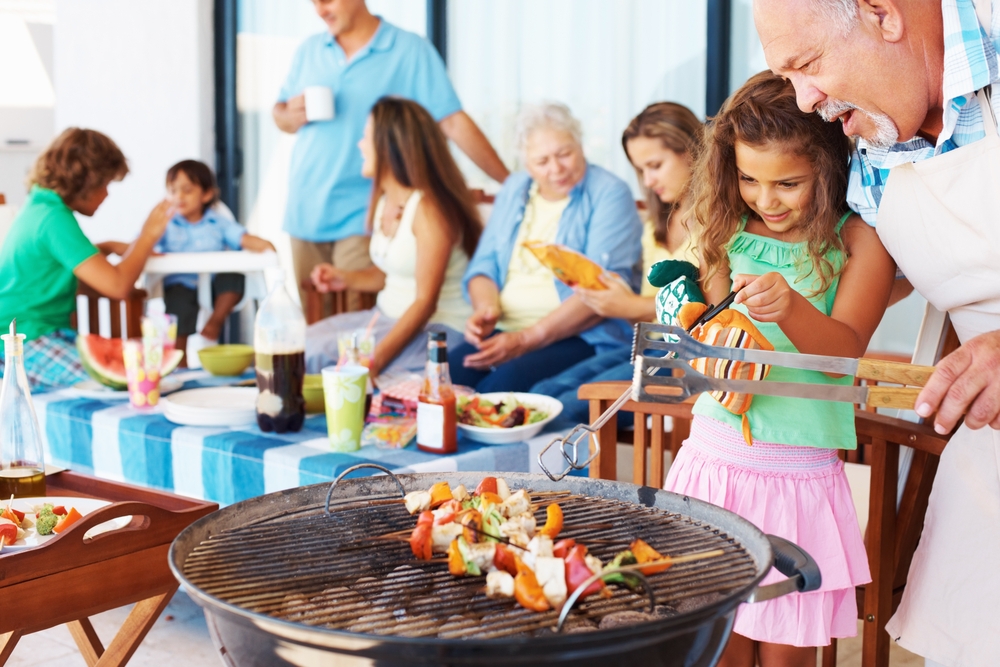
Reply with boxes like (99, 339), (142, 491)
(522, 242), (607, 290)
(677, 302), (774, 446)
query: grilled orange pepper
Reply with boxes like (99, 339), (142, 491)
(538, 503), (563, 538)
(409, 511), (434, 560)
(514, 559), (550, 612)
(428, 482), (453, 509)
(52, 507), (83, 534)
(461, 509), (482, 544)
(447, 538), (466, 576)
(479, 491), (503, 507)
(0, 507), (23, 527)
(630, 538), (671, 574)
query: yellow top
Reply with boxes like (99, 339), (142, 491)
(640, 217), (699, 297)
(369, 191), (472, 333)
(498, 185), (568, 331)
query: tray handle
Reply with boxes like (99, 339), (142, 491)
(745, 535), (822, 603)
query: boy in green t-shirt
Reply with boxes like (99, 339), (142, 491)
(0, 128), (173, 391)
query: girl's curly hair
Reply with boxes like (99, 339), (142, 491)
(28, 128), (129, 205)
(690, 71), (851, 294)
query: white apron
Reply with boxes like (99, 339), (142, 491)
(876, 87), (1000, 667)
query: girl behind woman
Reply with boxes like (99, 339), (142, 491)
(531, 102), (702, 423)
(0, 128), (171, 391)
(307, 97), (480, 377)
(666, 72), (895, 666)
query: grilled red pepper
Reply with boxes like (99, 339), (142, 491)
(630, 539), (671, 575)
(475, 477), (498, 495)
(538, 503), (563, 539)
(553, 538), (576, 559)
(514, 559), (550, 612)
(493, 543), (519, 576)
(409, 511), (434, 560)
(565, 545), (604, 598)
(461, 509), (482, 544)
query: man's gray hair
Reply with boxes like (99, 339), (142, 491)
(514, 102), (583, 155)
(818, 0), (860, 34)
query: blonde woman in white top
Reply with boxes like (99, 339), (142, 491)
(306, 97), (481, 377)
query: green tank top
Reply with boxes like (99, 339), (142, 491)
(692, 213), (857, 450)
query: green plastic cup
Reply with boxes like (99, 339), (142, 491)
(321, 365), (369, 452)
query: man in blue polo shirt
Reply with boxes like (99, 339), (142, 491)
(274, 0), (508, 311)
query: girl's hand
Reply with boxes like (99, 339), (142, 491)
(732, 272), (798, 322)
(310, 263), (348, 293)
(575, 272), (635, 318)
(462, 330), (528, 369)
(465, 305), (499, 346)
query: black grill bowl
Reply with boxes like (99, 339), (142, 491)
(169, 473), (803, 667)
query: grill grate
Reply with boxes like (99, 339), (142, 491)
(183, 491), (758, 639)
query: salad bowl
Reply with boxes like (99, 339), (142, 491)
(456, 392), (562, 444)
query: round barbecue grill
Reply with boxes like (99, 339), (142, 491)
(170, 470), (820, 667)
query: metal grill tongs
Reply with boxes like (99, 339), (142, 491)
(538, 319), (936, 481)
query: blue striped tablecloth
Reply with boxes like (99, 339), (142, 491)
(34, 371), (586, 505)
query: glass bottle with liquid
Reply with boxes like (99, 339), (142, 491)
(0, 321), (46, 497)
(416, 331), (457, 454)
(254, 276), (307, 433)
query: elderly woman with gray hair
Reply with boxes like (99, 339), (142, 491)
(448, 102), (643, 392)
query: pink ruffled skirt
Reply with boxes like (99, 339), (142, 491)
(664, 416), (871, 647)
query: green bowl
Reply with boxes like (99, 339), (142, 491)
(303, 374), (325, 414)
(198, 344), (255, 376)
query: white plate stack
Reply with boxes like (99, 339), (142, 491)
(162, 387), (259, 427)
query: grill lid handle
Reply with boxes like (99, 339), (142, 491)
(324, 463), (407, 514)
(746, 535), (823, 603)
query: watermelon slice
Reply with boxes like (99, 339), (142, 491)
(77, 335), (184, 390)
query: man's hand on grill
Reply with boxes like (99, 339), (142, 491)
(916, 329), (1000, 434)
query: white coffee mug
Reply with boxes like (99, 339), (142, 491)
(304, 86), (335, 122)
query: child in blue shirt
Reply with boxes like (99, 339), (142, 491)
(156, 160), (274, 346)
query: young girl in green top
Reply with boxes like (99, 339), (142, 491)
(0, 128), (172, 391)
(664, 72), (896, 666)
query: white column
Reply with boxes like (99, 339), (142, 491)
(53, 0), (215, 243)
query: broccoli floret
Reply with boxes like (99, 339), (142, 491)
(35, 512), (59, 535)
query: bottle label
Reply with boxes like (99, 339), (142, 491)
(416, 402), (444, 450)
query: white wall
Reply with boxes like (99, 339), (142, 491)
(53, 0), (214, 243)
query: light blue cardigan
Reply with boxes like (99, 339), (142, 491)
(463, 164), (643, 352)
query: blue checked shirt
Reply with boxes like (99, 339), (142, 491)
(849, 0), (1000, 225)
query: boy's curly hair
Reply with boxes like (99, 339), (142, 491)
(28, 128), (129, 205)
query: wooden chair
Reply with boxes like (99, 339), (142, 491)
(70, 282), (148, 339)
(581, 372), (952, 667)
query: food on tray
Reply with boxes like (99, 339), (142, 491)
(400, 476), (674, 613)
(456, 395), (548, 428)
(522, 242), (607, 290)
(78, 334), (184, 390)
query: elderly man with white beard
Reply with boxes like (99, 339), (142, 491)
(753, 1), (1000, 666)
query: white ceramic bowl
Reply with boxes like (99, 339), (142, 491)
(456, 392), (563, 445)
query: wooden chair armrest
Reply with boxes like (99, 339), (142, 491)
(853, 409), (948, 456)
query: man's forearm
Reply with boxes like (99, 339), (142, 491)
(467, 275), (501, 311)
(440, 111), (509, 184)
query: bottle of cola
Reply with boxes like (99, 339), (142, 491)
(254, 276), (306, 433)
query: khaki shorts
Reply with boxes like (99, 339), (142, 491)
(289, 235), (373, 319)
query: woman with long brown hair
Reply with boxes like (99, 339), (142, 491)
(530, 102), (702, 424)
(307, 97), (481, 377)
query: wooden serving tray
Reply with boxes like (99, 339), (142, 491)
(0, 471), (217, 666)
